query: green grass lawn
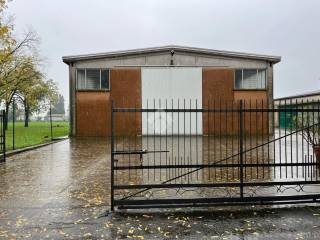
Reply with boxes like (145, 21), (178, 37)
(5, 121), (69, 150)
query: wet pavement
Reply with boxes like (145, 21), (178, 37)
(1, 138), (320, 239)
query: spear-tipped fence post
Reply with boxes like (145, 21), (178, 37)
(50, 102), (53, 141)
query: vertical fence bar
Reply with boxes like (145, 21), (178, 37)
(208, 99), (210, 181)
(134, 99), (137, 181)
(306, 100), (309, 179)
(219, 99), (222, 179)
(213, 99), (216, 181)
(232, 100), (235, 180)
(225, 101), (229, 181)
(12, 98), (15, 150)
(284, 99), (287, 178)
(196, 99), (199, 180)
(317, 100), (320, 179)
(279, 100), (282, 179)
(312, 100), (315, 179)
(0, 110), (2, 161)
(267, 99), (270, 180)
(295, 99), (299, 178)
(256, 99), (259, 177)
(290, 98), (293, 178)
(183, 99), (186, 181)
(243, 100), (246, 181)
(2, 110), (5, 162)
(301, 100), (304, 179)
(165, 99), (168, 181)
(178, 99), (180, 179)
(261, 99), (265, 179)
(159, 99), (162, 181)
(239, 100), (244, 198)
(153, 99), (156, 181)
(189, 99), (192, 183)
(147, 100), (149, 180)
(249, 100), (253, 179)
(110, 100), (115, 211)
(172, 99), (174, 182)
(49, 102), (53, 141)
(273, 101), (276, 178)
(208, 99), (211, 180)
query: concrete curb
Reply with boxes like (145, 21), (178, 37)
(5, 137), (69, 157)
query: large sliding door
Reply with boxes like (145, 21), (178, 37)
(141, 67), (202, 135)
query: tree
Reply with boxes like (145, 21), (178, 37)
(0, 0), (44, 128)
(0, 0), (40, 95)
(1, 56), (42, 128)
(0, 30), (40, 100)
(0, 0), (39, 81)
(15, 78), (58, 127)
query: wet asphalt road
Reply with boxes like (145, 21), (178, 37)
(1, 138), (320, 239)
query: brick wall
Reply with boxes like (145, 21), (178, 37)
(76, 91), (110, 136)
(202, 68), (269, 135)
(110, 68), (142, 136)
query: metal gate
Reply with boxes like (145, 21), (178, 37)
(111, 99), (320, 210)
(0, 110), (6, 163)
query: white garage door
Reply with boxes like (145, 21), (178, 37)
(142, 67), (202, 135)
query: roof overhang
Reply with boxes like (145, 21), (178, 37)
(62, 45), (281, 64)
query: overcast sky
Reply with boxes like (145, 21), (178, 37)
(7, 0), (320, 104)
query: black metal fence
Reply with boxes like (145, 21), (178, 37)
(5, 99), (68, 151)
(0, 110), (5, 163)
(111, 99), (320, 210)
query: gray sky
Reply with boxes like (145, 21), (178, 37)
(8, 0), (320, 104)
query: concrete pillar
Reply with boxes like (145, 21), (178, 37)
(69, 64), (76, 136)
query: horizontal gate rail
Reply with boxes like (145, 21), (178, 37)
(113, 108), (320, 113)
(114, 180), (320, 190)
(116, 194), (320, 206)
(115, 162), (320, 170)
(110, 98), (320, 210)
(115, 194), (320, 209)
(113, 150), (169, 155)
(117, 200), (320, 210)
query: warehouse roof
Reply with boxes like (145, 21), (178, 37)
(274, 90), (320, 101)
(62, 45), (281, 64)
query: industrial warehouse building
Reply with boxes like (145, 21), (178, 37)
(62, 45), (281, 136)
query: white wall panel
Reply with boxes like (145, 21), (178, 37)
(142, 67), (202, 135)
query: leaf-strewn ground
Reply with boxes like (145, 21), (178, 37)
(0, 138), (320, 239)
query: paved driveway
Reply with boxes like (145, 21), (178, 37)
(0, 138), (110, 239)
(1, 138), (320, 239)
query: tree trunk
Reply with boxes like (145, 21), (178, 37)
(4, 92), (16, 130)
(24, 100), (29, 127)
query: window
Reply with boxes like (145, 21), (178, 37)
(235, 70), (242, 89)
(77, 69), (85, 89)
(101, 69), (109, 89)
(235, 69), (267, 89)
(86, 69), (100, 89)
(76, 69), (110, 90)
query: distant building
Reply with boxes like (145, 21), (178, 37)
(51, 113), (67, 121)
(274, 90), (320, 128)
(42, 113), (67, 122)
